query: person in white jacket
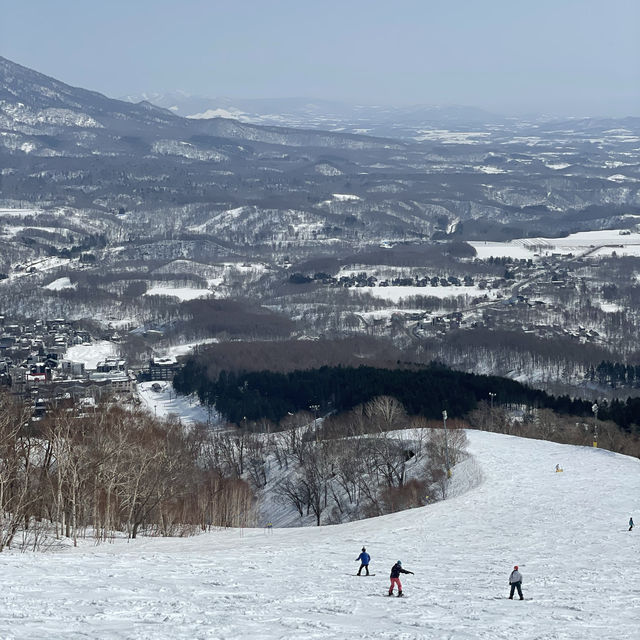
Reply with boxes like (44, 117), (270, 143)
(509, 565), (524, 600)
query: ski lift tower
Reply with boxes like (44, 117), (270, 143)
(489, 391), (496, 430)
(591, 403), (599, 447)
(442, 410), (451, 478)
(309, 403), (320, 442)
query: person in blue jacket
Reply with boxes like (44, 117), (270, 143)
(630, 517), (634, 531)
(356, 547), (371, 576)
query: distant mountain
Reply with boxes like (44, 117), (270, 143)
(0, 56), (399, 152)
(1, 55), (638, 251)
(121, 92), (504, 138)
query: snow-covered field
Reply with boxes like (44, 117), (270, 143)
(355, 284), (499, 302)
(64, 340), (119, 370)
(469, 241), (538, 260)
(470, 228), (640, 260)
(1, 431), (638, 639)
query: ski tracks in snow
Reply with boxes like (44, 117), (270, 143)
(0, 431), (638, 639)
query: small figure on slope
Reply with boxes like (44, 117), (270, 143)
(356, 547), (371, 576)
(555, 464), (563, 472)
(629, 517), (634, 532)
(388, 560), (414, 597)
(509, 565), (524, 600)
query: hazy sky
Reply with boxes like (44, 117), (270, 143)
(2, 0), (639, 116)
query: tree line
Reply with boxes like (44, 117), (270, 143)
(587, 361), (640, 389)
(0, 393), (255, 551)
(173, 360), (640, 433)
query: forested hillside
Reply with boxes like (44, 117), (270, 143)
(174, 360), (640, 431)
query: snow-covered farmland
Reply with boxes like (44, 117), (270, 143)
(470, 228), (640, 259)
(469, 241), (539, 260)
(355, 285), (500, 303)
(1, 431), (637, 639)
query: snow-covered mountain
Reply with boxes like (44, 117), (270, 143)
(0, 56), (399, 154)
(0, 56), (178, 132)
(2, 430), (637, 639)
(121, 91), (504, 137)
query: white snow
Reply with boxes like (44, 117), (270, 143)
(163, 339), (219, 357)
(315, 163), (343, 176)
(332, 193), (361, 201)
(44, 277), (76, 291)
(10, 256), (72, 278)
(599, 302), (623, 313)
(144, 286), (211, 301)
(187, 108), (247, 120)
(477, 165), (508, 174)
(64, 341), (119, 370)
(470, 229), (640, 260)
(355, 285), (500, 302)
(2, 431), (638, 638)
(414, 130), (491, 144)
(151, 140), (227, 162)
(137, 381), (213, 426)
(534, 229), (640, 247)
(469, 241), (538, 260)
(589, 245), (640, 258)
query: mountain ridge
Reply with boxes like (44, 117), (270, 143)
(0, 55), (404, 150)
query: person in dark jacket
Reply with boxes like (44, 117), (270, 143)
(356, 547), (371, 576)
(509, 565), (524, 600)
(388, 560), (414, 597)
(629, 517), (634, 531)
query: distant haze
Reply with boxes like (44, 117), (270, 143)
(2, 0), (638, 117)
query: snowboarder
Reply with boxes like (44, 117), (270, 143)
(629, 517), (634, 531)
(555, 464), (562, 472)
(388, 560), (414, 597)
(356, 547), (371, 576)
(509, 565), (524, 600)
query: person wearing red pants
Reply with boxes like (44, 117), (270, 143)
(388, 560), (414, 597)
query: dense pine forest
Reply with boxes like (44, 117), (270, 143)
(174, 361), (640, 432)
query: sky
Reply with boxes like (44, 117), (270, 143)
(1, 0), (639, 117)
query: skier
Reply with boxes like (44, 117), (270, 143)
(508, 565), (524, 600)
(388, 560), (414, 597)
(356, 547), (371, 576)
(629, 517), (634, 531)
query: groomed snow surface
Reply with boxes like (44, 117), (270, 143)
(2, 431), (638, 639)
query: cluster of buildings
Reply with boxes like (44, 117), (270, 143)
(0, 316), (136, 415)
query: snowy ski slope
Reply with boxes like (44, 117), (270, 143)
(1, 431), (638, 639)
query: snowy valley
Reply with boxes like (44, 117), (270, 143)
(0, 14), (639, 640)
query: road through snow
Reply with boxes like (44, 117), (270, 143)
(1, 431), (638, 639)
